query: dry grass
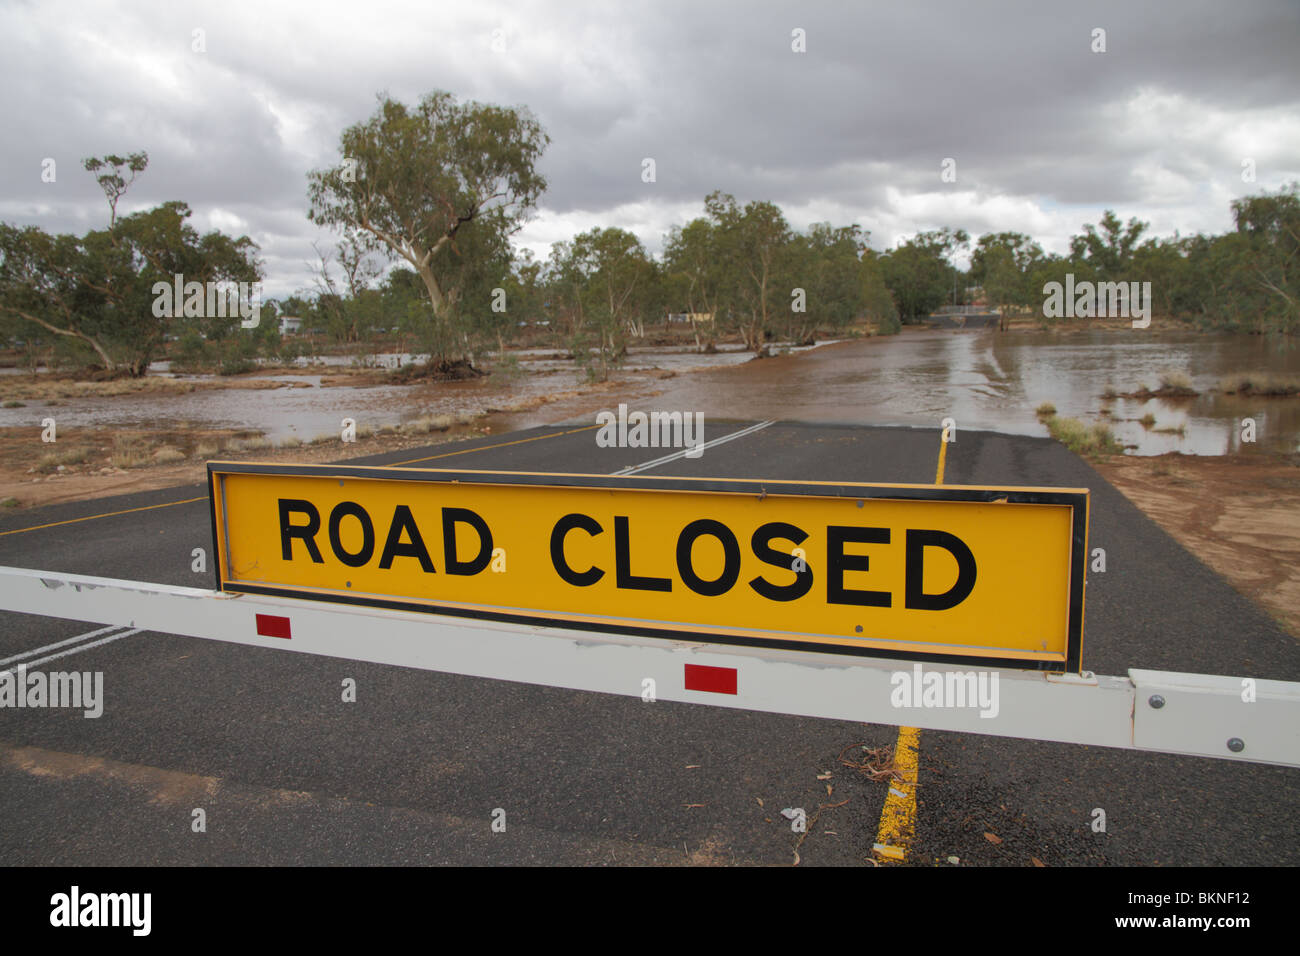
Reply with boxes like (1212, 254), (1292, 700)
(1159, 370), (1195, 393)
(0, 375), (296, 403)
(196, 441), (221, 458)
(36, 445), (93, 473)
(1139, 412), (1157, 428)
(1218, 373), (1300, 396)
(401, 416), (451, 435)
(111, 435), (151, 469)
(152, 446), (187, 464)
(1035, 401), (1056, 417)
(1045, 415), (1125, 459)
(278, 436), (303, 449)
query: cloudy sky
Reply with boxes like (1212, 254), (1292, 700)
(2, 0), (1297, 298)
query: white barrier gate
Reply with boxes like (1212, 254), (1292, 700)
(1, 564), (1297, 768)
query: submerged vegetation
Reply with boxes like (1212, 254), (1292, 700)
(1044, 415), (1125, 459)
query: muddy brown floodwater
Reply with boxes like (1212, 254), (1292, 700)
(571, 328), (1299, 456)
(4, 329), (1294, 454)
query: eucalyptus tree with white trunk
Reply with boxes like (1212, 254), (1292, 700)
(307, 91), (548, 373)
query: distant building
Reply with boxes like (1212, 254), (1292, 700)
(279, 315), (303, 334)
(927, 306), (1002, 329)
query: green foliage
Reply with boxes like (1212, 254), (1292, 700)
(663, 216), (726, 349)
(0, 192), (262, 376)
(1069, 210), (1149, 279)
(860, 249), (899, 333)
(711, 193), (793, 351)
(970, 232), (1043, 315)
(307, 90), (549, 366)
(546, 227), (652, 380)
(1045, 415), (1124, 459)
(879, 238), (953, 322)
(784, 222), (865, 344)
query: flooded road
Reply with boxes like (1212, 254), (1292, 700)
(0, 343), (817, 442)
(2, 329), (1296, 454)
(628, 329), (1300, 456)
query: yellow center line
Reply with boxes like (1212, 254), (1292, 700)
(934, 427), (950, 484)
(872, 727), (920, 862)
(0, 425), (598, 537)
(0, 497), (208, 537)
(389, 424), (599, 466)
(873, 426), (950, 863)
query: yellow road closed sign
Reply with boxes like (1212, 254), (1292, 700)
(208, 463), (1089, 670)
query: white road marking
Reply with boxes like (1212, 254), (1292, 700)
(0, 628), (142, 676)
(0, 623), (131, 667)
(613, 420), (777, 476)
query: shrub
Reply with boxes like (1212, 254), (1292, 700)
(1045, 415), (1123, 459)
(111, 436), (150, 469)
(36, 445), (93, 472)
(1158, 370), (1196, 394)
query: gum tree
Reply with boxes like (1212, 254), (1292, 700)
(2, 150), (260, 376)
(663, 217), (725, 351)
(1069, 211), (1148, 280)
(880, 232), (960, 322)
(705, 191), (792, 352)
(307, 91), (548, 372)
(784, 222), (866, 345)
(547, 227), (652, 381)
(860, 248), (899, 333)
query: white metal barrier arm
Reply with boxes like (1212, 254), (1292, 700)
(0, 566), (1296, 768)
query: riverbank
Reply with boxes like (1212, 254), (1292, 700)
(0, 367), (672, 510)
(1093, 450), (1300, 640)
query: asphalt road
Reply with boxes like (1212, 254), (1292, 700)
(1, 420), (1296, 866)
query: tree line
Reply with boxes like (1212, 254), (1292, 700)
(2, 90), (1297, 381)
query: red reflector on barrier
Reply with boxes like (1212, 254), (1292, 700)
(684, 663), (737, 695)
(255, 614), (292, 639)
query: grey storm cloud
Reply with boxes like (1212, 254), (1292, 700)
(1, 0), (1297, 295)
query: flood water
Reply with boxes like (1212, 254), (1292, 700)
(0, 345), (770, 443)
(2, 329), (1296, 454)
(634, 328), (1300, 456)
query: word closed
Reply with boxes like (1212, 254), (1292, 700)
(210, 465), (1087, 668)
